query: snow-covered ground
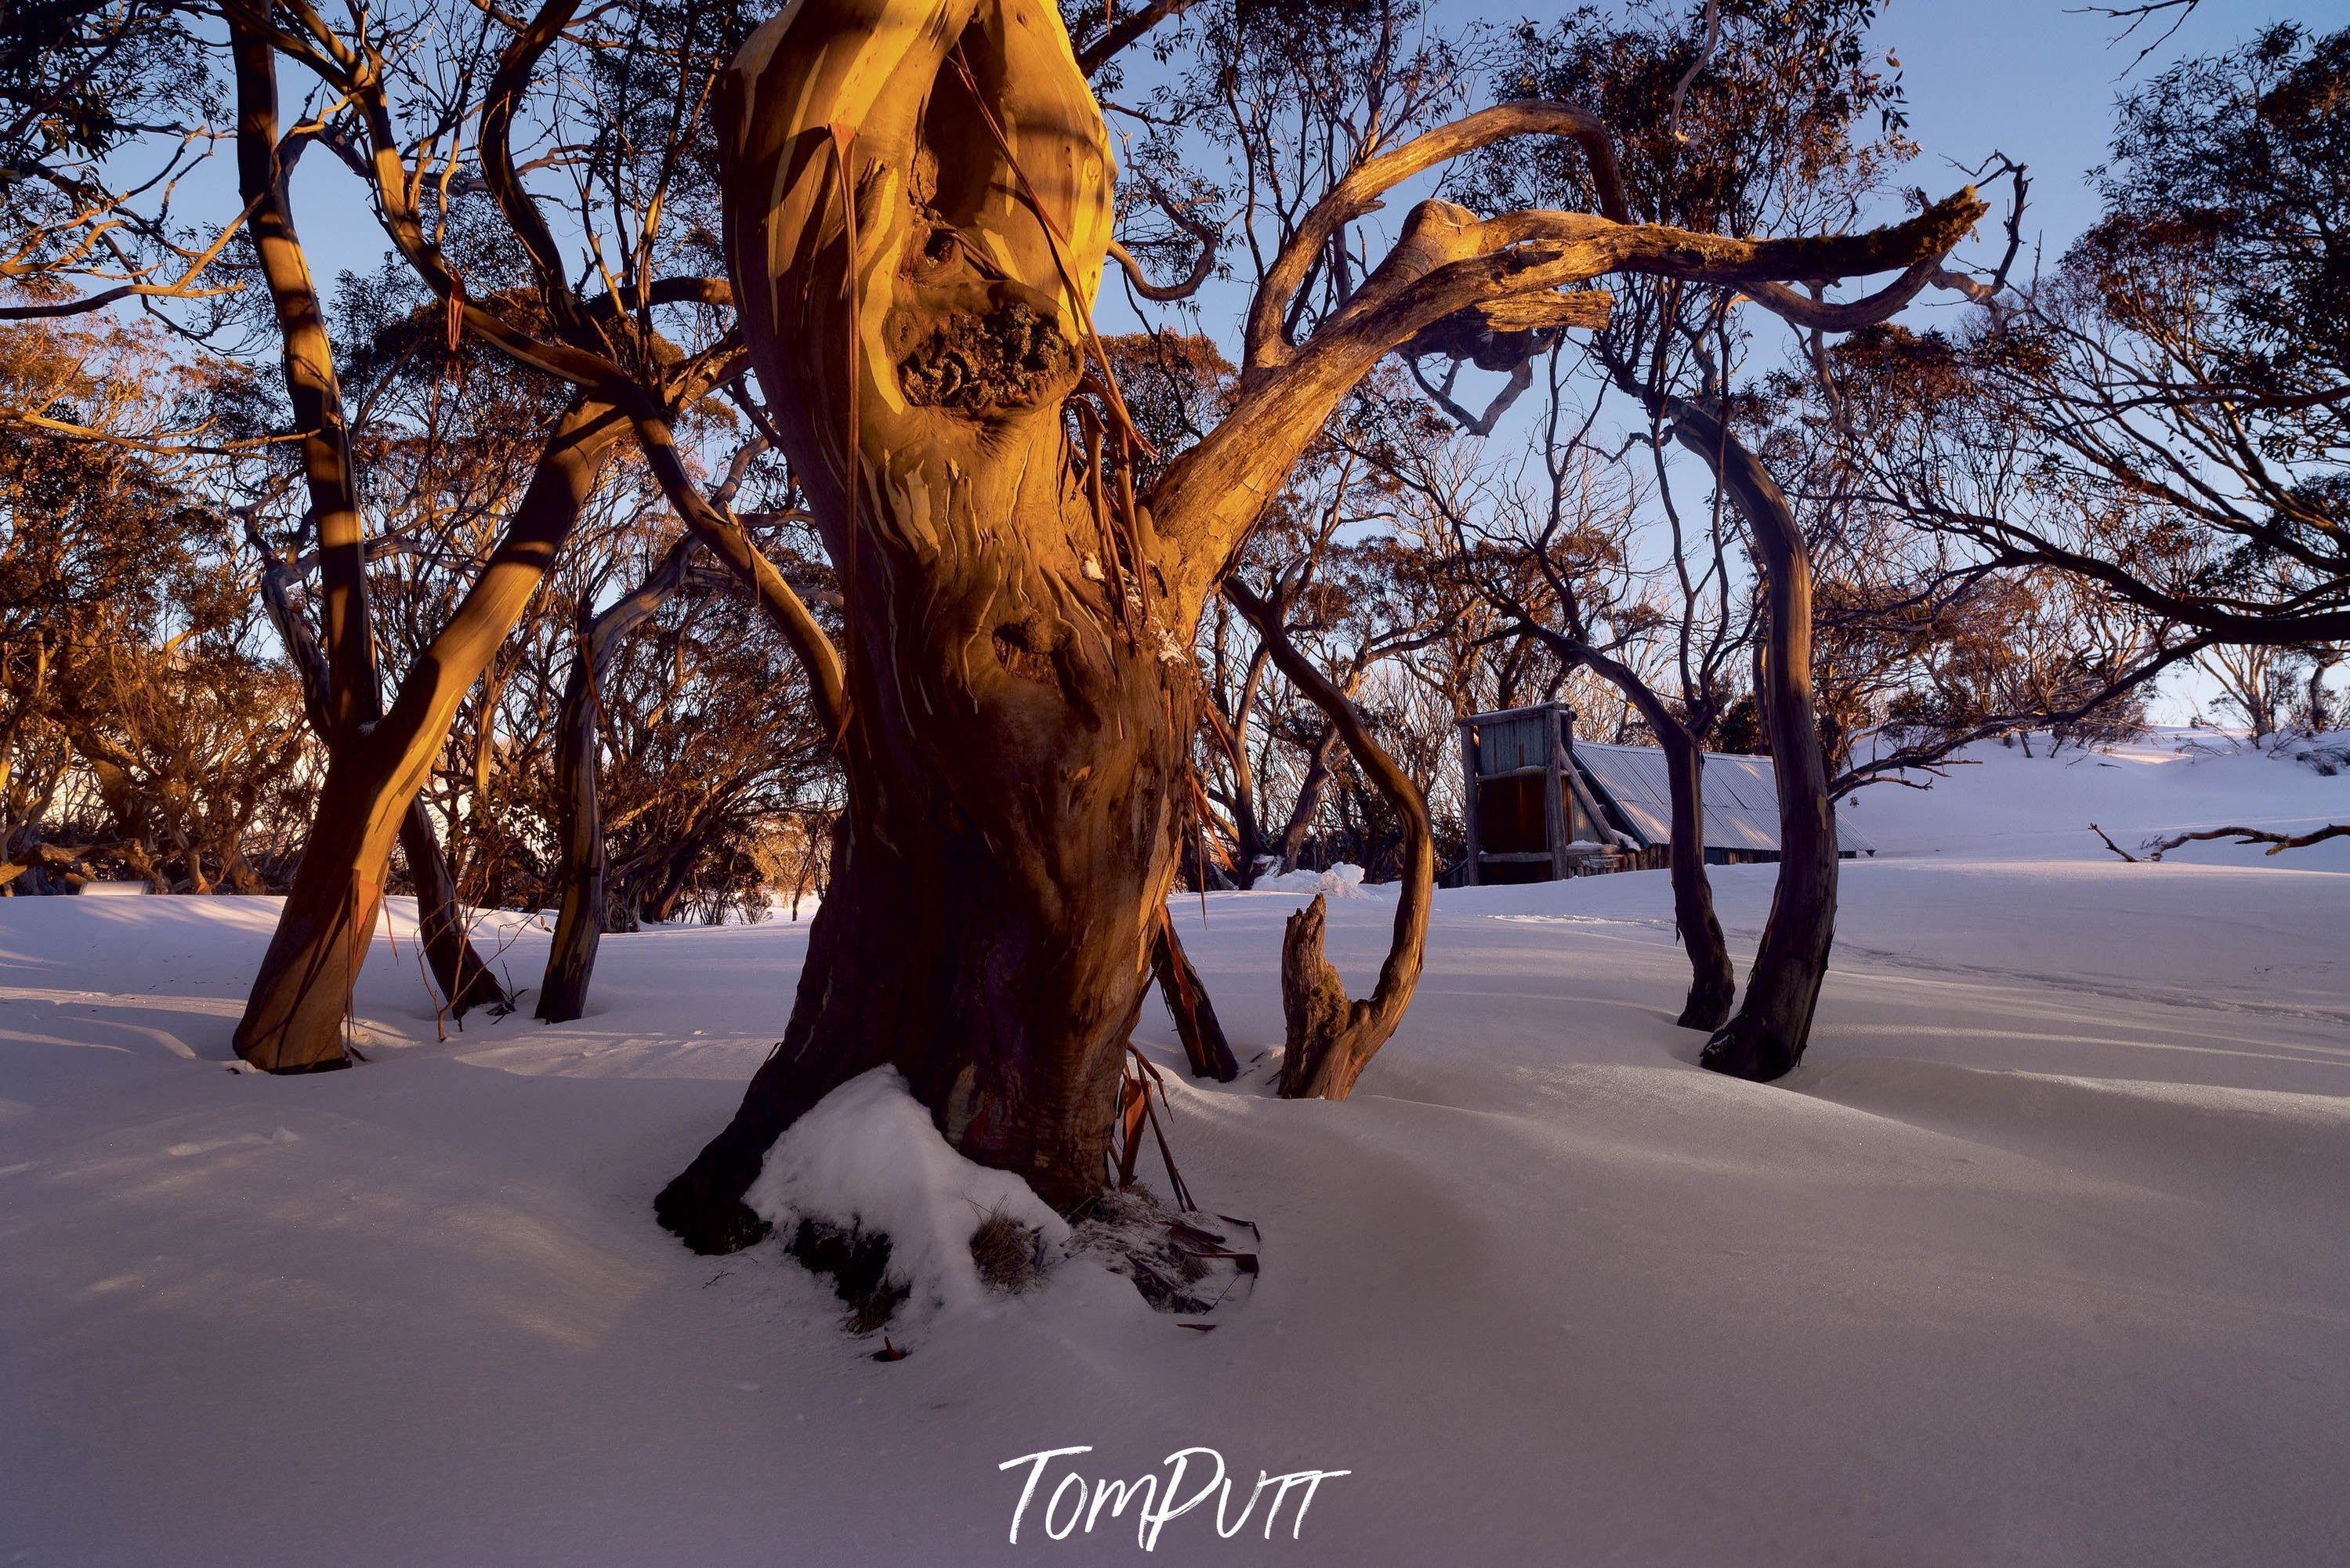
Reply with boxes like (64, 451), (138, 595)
(3, 733), (2345, 1565)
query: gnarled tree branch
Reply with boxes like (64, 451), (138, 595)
(1225, 578), (1432, 1100)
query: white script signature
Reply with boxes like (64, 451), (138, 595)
(998, 1446), (1350, 1550)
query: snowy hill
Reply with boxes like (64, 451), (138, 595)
(2, 733), (2345, 1565)
(1845, 726), (2350, 867)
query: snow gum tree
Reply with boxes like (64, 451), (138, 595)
(653, 0), (1987, 1250)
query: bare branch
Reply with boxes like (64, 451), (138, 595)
(2140, 822), (2350, 860)
(1667, 0), (1722, 144)
(1108, 176), (1218, 301)
(1077, 0), (1200, 78)
(2088, 823), (2140, 862)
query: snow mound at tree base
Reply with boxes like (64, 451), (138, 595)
(743, 1066), (1070, 1327)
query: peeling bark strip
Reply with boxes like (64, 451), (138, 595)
(654, 0), (1983, 1250)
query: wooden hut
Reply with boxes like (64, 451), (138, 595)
(1457, 704), (1872, 885)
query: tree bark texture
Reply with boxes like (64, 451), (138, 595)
(657, 0), (1190, 1248)
(231, 14), (517, 1052)
(1676, 405), (1837, 1081)
(396, 803), (508, 1017)
(1653, 719), (1737, 1030)
(230, 13), (377, 748)
(537, 654), (609, 1023)
(249, 516), (510, 1021)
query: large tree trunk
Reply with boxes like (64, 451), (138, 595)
(655, 0), (1190, 1250)
(234, 399), (625, 1070)
(657, 664), (1189, 1246)
(1676, 407), (1837, 1081)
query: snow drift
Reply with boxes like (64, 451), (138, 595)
(2, 730), (2345, 1565)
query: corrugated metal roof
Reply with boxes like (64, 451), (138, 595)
(1570, 741), (1874, 856)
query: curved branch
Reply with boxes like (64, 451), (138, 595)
(590, 536), (699, 664)
(1113, 172), (1231, 306)
(1244, 100), (1631, 379)
(1832, 633), (2216, 799)
(243, 0), (625, 390)
(1077, 0), (1200, 77)
(585, 275), (733, 320)
(1108, 179), (1217, 302)
(1667, 0), (1722, 143)
(1901, 501), (2350, 646)
(1410, 351), (1536, 438)
(1742, 168), (2019, 330)
(1110, 239), (1210, 301)
(1928, 154), (2030, 305)
(240, 509), (333, 737)
(0, 184), (261, 320)
(1741, 255), (1943, 332)
(621, 397), (847, 738)
(479, 0), (597, 349)
(229, 8), (378, 744)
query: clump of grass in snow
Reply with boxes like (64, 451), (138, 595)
(969, 1206), (1052, 1294)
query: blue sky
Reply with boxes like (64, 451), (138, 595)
(1888, 0), (2345, 265)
